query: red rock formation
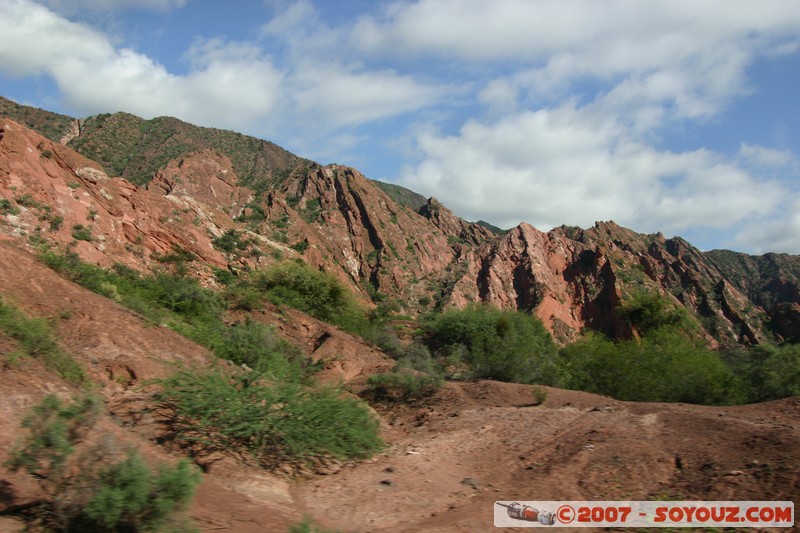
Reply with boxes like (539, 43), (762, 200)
(2, 116), (797, 345)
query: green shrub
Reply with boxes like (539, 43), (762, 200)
(208, 319), (307, 381)
(6, 394), (102, 478)
(531, 385), (548, 405)
(556, 328), (744, 405)
(15, 194), (40, 208)
(212, 229), (248, 253)
(758, 343), (800, 400)
(139, 271), (223, 321)
(617, 291), (696, 336)
(300, 198), (322, 223)
(0, 297), (87, 385)
(49, 214), (64, 231)
(79, 451), (200, 532)
(157, 364), (383, 466)
(289, 517), (342, 533)
(290, 240), (310, 253)
(398, 342), (438, 373)
(5, 394), (200, 533)
(223, 284), (263, 310)
(722, 343), (800, 402)
(422, 305), (557, 384)
(0, 198), (19, 215)
(366, 369), (443, 403)
(71, 224), (93, 241)
(252, 261), (368, 334)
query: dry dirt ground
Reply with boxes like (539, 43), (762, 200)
(0, 241), (798, 532)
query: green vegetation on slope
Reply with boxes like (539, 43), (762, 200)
(557, 329), (743, 405)
(158, 364), (383, 466)
(721, 342), (800, 402)
(706, 249), (800, 309)
(6, 394), (200, 532)
(250, 260), (371, 334)
(421, 304), (557, 384)
(67, 112), (308, 186)
(556, 292), (800, 405)
(0, 96), (75, 142)
(37, 249), (384, 465)
(0, 296), (87, 385)
(371, 180), (428, 212)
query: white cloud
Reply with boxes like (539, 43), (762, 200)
(0, 0), (281, 130)
(739, 143), (797, 169)
(260, 0), (317, 37)
(401, 104), (785, 240)
(291, 64), (446, 127)
(478, 79), (518, 114)
(354, 0), (800, 63)
(0, 0), (451, 153)
(735, 196), (800, 254)
(3, 0), (800, 254)
(355, 0), (800, 124)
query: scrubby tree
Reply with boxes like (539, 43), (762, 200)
(557, 292), (745, 405)
(5, 394), (200, 532)
(422, 304), (557, 384)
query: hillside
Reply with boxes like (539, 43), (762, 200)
(2, 99), (799, 345)
(0, 241), (798, 532)
(0, 97), (799, 531)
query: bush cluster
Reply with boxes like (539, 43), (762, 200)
(555, 292), (800, 405)
(38, 250), (385, 468)
(0, 296), (87, 385)
(6, 394), (200, 532)
(421, 304), (557, 384)
(157, 364), (383, 465)
(556, 329), (742, 404)
(721, 343), (800, 403)
(250, 260), (371, 334)
(365, 369), (443, 403)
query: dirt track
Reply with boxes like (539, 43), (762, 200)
(294, 381), (799, 532)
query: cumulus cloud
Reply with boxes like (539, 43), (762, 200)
(739, 143), (798, 170)
(735, 196), (800, 254)
(376, 0), (800, 252)
(0, 1), (282, 130)
(354, 0), (800, 63)
(401, 103), (786, 243)
(291, 65), (446, 127)
(1, 0), (447, 136)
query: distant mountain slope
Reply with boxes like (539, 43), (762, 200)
(0, 97), (310, 187)
(68, 112), (310, 187)
(0, 96), (75, 142)
(2, 96), (800, 346)
(706, 249), (800, 308)
(371, 180), (428, 212)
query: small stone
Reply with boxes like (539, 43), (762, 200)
(384, 466), (395, 473)
(379, 479), (393, 486)
(461, 477), (480, 490)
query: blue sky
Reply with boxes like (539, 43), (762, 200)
(1, 0), (800, 254)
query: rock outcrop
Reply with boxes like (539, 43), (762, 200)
(2, 99), (800, 346)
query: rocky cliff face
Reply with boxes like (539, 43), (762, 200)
(0, 118), (232, 274)
(443, 221), (774, 344)
(2, 99), (799, 347)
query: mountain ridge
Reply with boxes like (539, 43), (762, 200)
(1, 96), (799, 346)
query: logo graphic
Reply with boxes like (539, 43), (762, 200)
(496, 502), (556, 525)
